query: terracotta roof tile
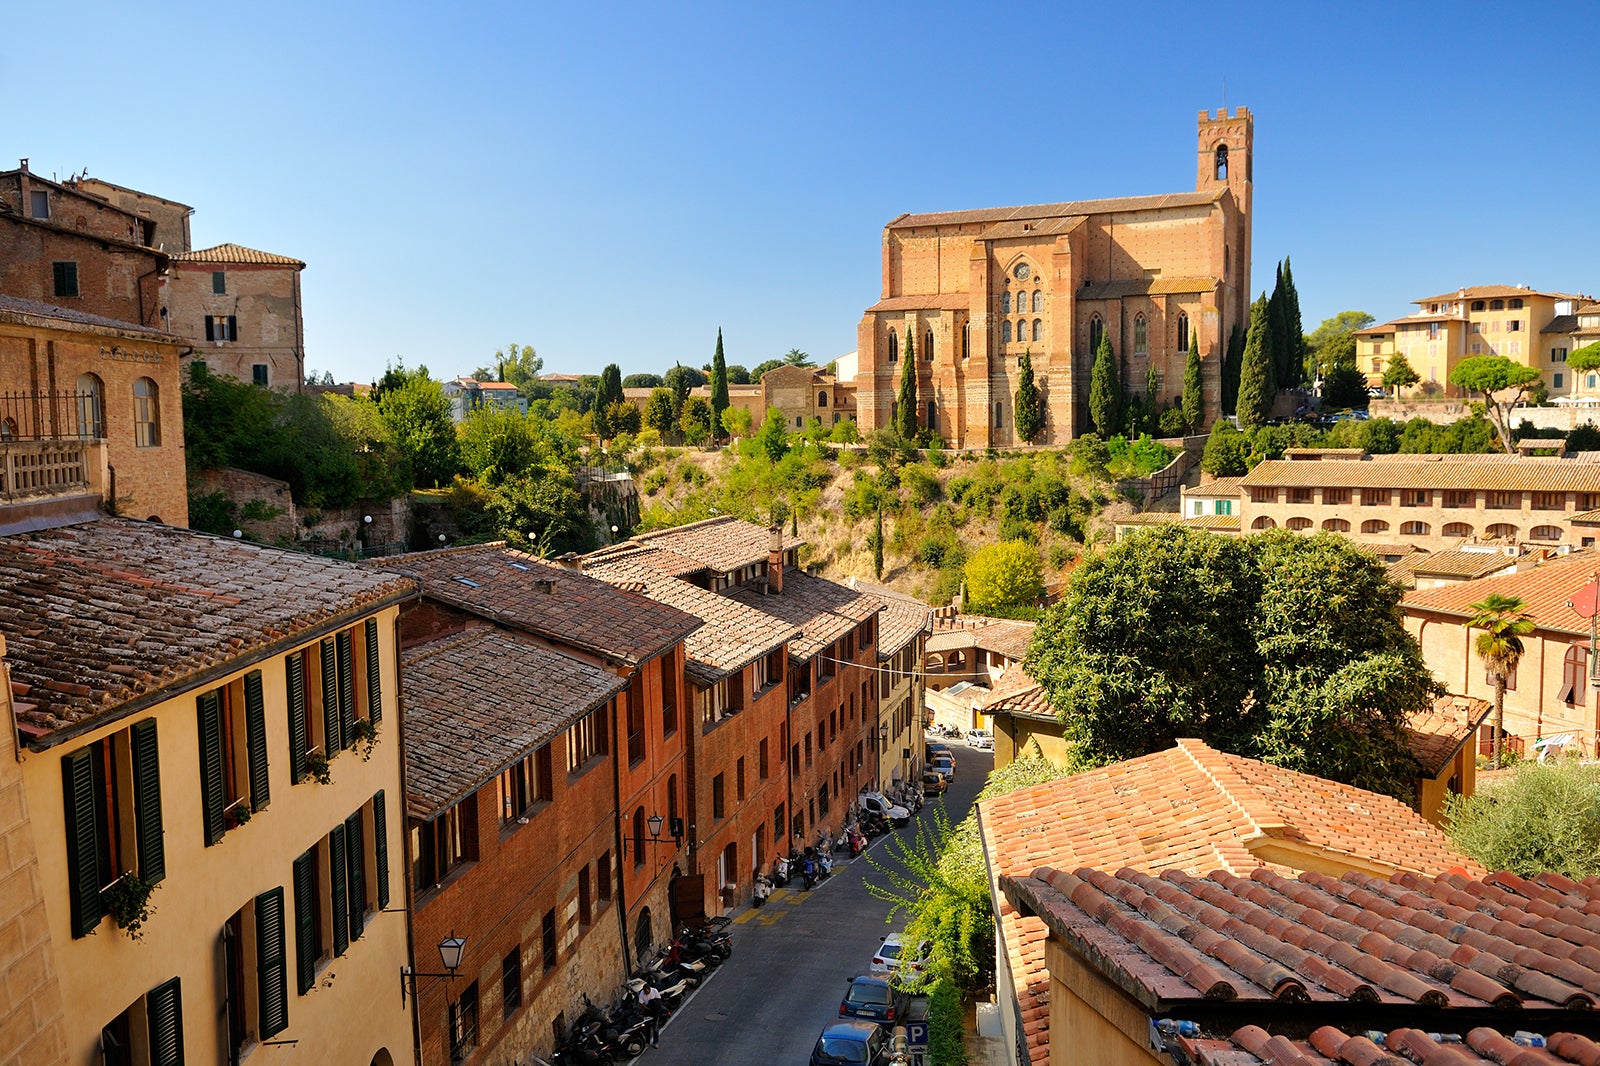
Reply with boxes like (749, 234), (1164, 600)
(401, 625), (625, 818)
(1187, 1025), (1600, 1065)
(1413, 284), (1583, 303)
(1079, 276), (1218, 301)
(876, 595), (932, 658)
(976, 668), (1052, 719)
(863, 294), (974, 313)
(0, 518), (416, 746)
(1242, 454), (1600, 493)
(384, 544), (697, 665)
(726, 570), (882, 661)
(1406, 695), (1492, 778)
(172, 242), (305, 267)
(1409, 549), (1520, 580)
(927, 617), (1035, 661)
(0, 293), (186, 342)
(888, 188), (1225, 230)
(1403, 549), (1600, 637)
(624, 516), (804, 575)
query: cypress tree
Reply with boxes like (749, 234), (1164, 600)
(1014, 349), (1044, 442)
(594, 363), (625, 439)
(873, 505), (884, 580)
(1236, 294), (1277, 431)
(1088, 331), (1121, 438)
(1221, 321), (1245, 414)
(1182, 329), (1204, 431)
(710, 329), (729, 437)
(896, 331), (918, 439)
(1282, 257), (1306, 388)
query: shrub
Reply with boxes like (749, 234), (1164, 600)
(1158, 405), (1190, 437)
(998, 516), (1037, 544)
(1444, 759), (1600, 879)
(963, 541), (1044, 612)
(926, 978), (968, 1066)
(902, 464), (942, 507)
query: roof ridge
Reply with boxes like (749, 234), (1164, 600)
(1174, 739), (1287, 837)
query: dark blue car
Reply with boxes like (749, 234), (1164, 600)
(839, 974), (912, 1024)
(810, 1020), (888, 1065)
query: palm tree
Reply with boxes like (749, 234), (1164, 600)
(1467, 593), (1534, 769)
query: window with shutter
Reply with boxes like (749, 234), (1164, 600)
(197, 692), (226, 847)
(321, 638), (342, 756)
(244, 671), (270, 811)
(145, 977), (184, 1066)
(345, 810), (366, 940)
(293, 850), (318, 995)
(287, 652), (309, 783)
(329, 822), (349, 956)
(372, 791), (390, 910)
(336, 630), (356, 751)
(62, 749), (106, 938)
(131, 719), (165, 884)
(364, 618), (383, 725)
(256, 887), (289, 1039)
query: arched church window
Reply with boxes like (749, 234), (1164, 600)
(1088, 315), (1104, 352)
(76, 372), (105, 439)
(818, 392), (828, 407)
(888, 329), (898, 362)
(995, 401), (1003, 429)
(1001, 292), (1011, 315)
(1032, 320), (1042, 342)
(1032, 290), (1042, 313)
(1002, 320), (1012, 343)
(962, 323), (970, 359)
(925, 331), (934, 361)
(926, 401), (937, 430)
(1134, 315), (1148, 355)
(1214, 143), (1228, 180)
(1177, 312), (1190, 353)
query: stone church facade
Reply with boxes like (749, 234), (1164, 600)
(856, 108), (1254, 447)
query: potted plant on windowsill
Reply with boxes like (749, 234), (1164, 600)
(351, 718), (380, 762)
(305, 748), (332, 785)
(103, 872), (157, 940)
(225, 797), (252, 830)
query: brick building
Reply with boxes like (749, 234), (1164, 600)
(855, 109), (1253, 446)
(0, 517), (419, 1066)
(68, 177), (194, 254)
(168, 244), (306, 390)
(758, 363), (857, 429)
(0, 293), (190, 526)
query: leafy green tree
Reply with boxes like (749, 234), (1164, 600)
(592, 363), (625, 439)
(783, 348), (814, 367)
(678, 395), (714, 445)
(375, 362), (458, 488)
(663, 364), (704, 413)
(1445, 759), (1600, 879)
(1321, 366), (1370, 410)
(727, 364), (751, 385)
(710, 329), (730, 437)
(1568, 421), (1600, 451)
(753, 406), (789, 462)
(1448, 354), (1542, 453)
(896, 332), (919, 439)
(1201, 417), (1250, 476)
(1088, 330), (1121, 437)
(720, 404), (753, 439)
(963, 541), (1044, 613)
(491, 343), (543, 391)
(622, 373), (663, 389)
(458, 406), (546, 485)
(1026, 525), (1437, 799)
(1013, 349), (1044, 442)
(1181, 333), (1204, 431)
(606, 400), (641, 438)
(1566, 341), (1600, 373)
(751, 358), (785, 379)
(1305, 311), (1375, 380)
(643, 388), (678, 438)
(872, 505), (884, 579)
(1381, 352), (1421, 397)
(1235, 294), (1276, 431)
(1221, 321), (1245, 414)
(1069, 431), (1110, 480)
(1467, 593), (1533, 769)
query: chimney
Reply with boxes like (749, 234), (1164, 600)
(554, 552), (583, 572)
(767, 525), (784, 596)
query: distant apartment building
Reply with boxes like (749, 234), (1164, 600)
(441, 377), (528, 421)
(1357, 284), (1595, 397)
(168, 244), (306, 390)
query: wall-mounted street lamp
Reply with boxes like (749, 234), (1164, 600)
(401, 933), (468, 1005)
(623, 812), (680, 855)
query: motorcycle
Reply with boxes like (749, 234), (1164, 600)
(847, 824), (867, 856)
(800, 855), (818, 890)
(753, 872), (773, 906)
(773, 854), (791, 887)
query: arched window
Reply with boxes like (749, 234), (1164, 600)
(1322, 518), (1350, 532)
(1442, 522), (1473, 538)
(948, 651), (966, 671)
(1002, 320), (1012, 343)
(1032, 319), (1042, 342)
(1088, 315), (1104, 352)
(927, 653), (945, 673)
(1251, 516), (1275, 530)
(1471, 301), (1486, 311)
(926, 401), (937, 431)
(888, 329), (898, 363)
(0, 417), (15, 441)
(1032, 290), (1042, 313)
(1001, 292), (1012, 315)
(1134, 315), (1148, 355)
(818, 392), (828, 407)
(1214, 143), (1228, 180)
(76, 373), (105, 439)
(994, 401), (1003, 429)
(962, 323), (970, 359)
(1588, 373), (1597, 390)
(1286, 517), (1313, 531)
(1530, 525), (1563, 541)
(1400, 521), (1430, 536)
(925, 331), (934, 361)
(1562, 644), (1588, 706)
(1490, 299), (1505, 311)
(1510, 298), (1524, 310)
(1485, 523), (1519, 539)
(1361, 519), (1389, 534)
(635, 907), (652, 960)
(1177, 312), (1190, 354)
(133, 377), (160, 447)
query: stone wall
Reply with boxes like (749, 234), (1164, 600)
(193, 466), (297, 543)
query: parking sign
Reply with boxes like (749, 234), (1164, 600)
(904, 1021), (929, 1050)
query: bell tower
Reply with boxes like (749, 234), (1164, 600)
(1197, 107), (1253, 342)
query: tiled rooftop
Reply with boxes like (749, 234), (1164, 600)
(624, 516), (804, 576)
(0, 292), (185, 342)
(976, 668), (1052, 720)
(1004, 864), (1600, 1023)
(172, 242), (305, 267)
(0, 518), (416, 747)
(384, 544), (698, 666)
(582, 555), (797, 685)
(979, 740), (1480, 1066)
(1414, 284), (1581, 303)
(1406, 695), (1492, 779)
(1409, 548), (1520, 580)
(876, 595), (932, 658)
(1243, 454), (1600, 492)
(888, 188), (1224, 230)
(1403, 549), (1600, 637)
(927, 616), (1035, 663)
(400, 625), (624, 818)
(1183, 1024), (1600, 1065)
(726, 569), (882, 661)
(1193, 477), (1246, 497)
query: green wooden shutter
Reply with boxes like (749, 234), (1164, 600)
(336, 630), (356, 752)
(244, 672), (270, 811)
(287, 653), (307, 783)
(255, 887), (289, 1040)
(61, 750), (104, 938)
(329, 822), (349, 957)
(145, 977), (184, 1066)
(372, 790), (390, 910)
(320, 639), (341, 755)
(344, 810), (365, 940)
(292, 850), (316, 995)
(364, 618), (383, 725)
(131, 720), (165, 884)
(197, 692), (225, 847)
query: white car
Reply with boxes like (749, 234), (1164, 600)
(870, 933), (933, 987)
(858, 791), (911, 825)
(966, 729), (993, 750)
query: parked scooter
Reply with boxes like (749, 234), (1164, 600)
(800, 854), (818, 890)
(847, 824), (867, 856)
(753, 872), (773, 906)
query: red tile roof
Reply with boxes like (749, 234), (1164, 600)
(401, 625), (625, 818)
(623, 516), (804, 575)
(725, 569), (882, 661)
(1403, 548), (1600, 637)
(1406, 695), (1492, 778)
(384, 544), (698, 666)
(173, 242), (304, 267)
(888, 188), (1224, 230)
(1186, 1024), (1600, 1064)
(1413, 284), (1582, 303)
(1242, 453), (1600, 492)
(979, 741), (1481, 1066)
(0, 518), (416, 747)
(927, 616), (1035, 662)
(975, 668), (1051, 719)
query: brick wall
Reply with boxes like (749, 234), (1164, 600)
(171, 261), (303, 389)
(192, 466), (298, 543)
(0, 216), (163, 327)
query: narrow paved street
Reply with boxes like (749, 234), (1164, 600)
(641, 744), (993, 1065)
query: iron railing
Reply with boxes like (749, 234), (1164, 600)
(0, 389), (105, 442)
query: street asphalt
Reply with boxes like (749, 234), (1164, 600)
(637, 741), (994, 1065)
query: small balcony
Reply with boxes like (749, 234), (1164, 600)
(0, 389), (108, 529)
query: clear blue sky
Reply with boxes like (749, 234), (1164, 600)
(7, 1), (1598, 383)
